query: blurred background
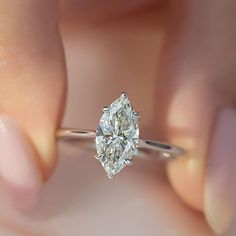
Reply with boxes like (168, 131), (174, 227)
(0, 1), (215, 235)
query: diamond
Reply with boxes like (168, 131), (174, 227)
(95, 93), (139, 178)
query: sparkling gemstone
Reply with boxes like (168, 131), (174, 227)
(95, 93), (139, 178)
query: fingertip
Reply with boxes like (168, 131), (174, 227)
(0, 0), (67, 181)
(165, 80), (215, 212)
(0, 115), (43, 210)
(3, 179), (43, 211)
(204, 108), (236, 235)
(167, 156), (204, 211)
(31, 127), (59, 180)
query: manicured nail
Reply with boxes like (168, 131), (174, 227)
(0, 116), (43, 210)
(205, 108), (236, 235)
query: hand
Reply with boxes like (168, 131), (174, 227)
(0, 0), (235, 235)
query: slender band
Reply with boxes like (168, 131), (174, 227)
(57, 128), (184, 159)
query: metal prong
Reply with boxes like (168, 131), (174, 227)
(121, 92), (128, 98)
(103, 106), (109, 112)
(133, 111), (140, 120)
(125, 159), (133, 166)
(95, 154), (103, 160)
(107, 173), (114, 179)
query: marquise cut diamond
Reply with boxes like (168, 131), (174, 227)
(95, 93), (139, 178)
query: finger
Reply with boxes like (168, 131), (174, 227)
(158, 66), (217, 211)
(158, 0), (236, 234)
(0, 0), (66, 209)
(205, 108), (236, 235)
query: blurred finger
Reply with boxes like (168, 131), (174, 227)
(0, 0), (66, 209)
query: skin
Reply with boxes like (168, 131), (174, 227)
(0, 0), (236, 234)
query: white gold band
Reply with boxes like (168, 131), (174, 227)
(57, 128), (184, 159)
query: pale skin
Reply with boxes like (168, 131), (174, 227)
(0, 0), (236, 235)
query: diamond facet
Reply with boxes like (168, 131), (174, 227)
(95, 93), (139, 178)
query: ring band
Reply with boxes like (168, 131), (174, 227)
(57, 93), (184, 178)
(57, 129), (184, 157)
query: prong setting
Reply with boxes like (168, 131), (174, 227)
(95, 154), (103, 160)
(133, 111), (140, 120)
(107, 173), (114, 179)
(124, 159), (133, 166)
(121, 92), (128, 99)
(103, 106), (109, 112)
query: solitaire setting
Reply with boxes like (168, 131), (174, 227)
(95, 92), (140, 178)
(57, 93), (184, 179)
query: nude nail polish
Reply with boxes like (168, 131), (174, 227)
(205, 108), (236, 235)
(0, 116), (43, 210)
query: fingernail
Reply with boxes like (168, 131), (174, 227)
(0, 116), (43, 210)
(205, 108), (236, 235)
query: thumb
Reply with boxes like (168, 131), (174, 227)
(159, 0), (236, 234)
(0, 1), (66, 209)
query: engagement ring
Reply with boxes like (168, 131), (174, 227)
(57, 93), (184, 178)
